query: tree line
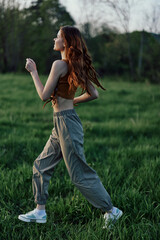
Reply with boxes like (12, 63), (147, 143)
(0, 0), (160, 84)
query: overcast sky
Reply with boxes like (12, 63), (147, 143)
(16, 0), (160, 34)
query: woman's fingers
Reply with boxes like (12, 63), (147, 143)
(26, 58), (33, 63)
(27, 58), (35, 64)
(25, 58), (37, 72)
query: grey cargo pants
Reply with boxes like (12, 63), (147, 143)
(32, 109), (113, 212)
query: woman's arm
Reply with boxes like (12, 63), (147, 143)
(25, 58), (62, 101)
(73, 79), (99, 105)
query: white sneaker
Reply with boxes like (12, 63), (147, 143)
(103, 207), (123, 229)
(18, 209), (47, 223)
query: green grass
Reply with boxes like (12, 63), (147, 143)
(0, 73), (160, 240)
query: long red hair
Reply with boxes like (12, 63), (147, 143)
(44, 25), (105, 108)
(60, 25), (106, 94)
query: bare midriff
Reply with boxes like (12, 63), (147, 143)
(52, 95), (74, 112)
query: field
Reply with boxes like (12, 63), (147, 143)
(0, 73), (159, 240)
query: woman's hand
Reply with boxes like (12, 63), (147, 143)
(73, 98), (78, 106)
(25, 58), (37, 73)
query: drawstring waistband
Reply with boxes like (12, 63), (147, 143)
(53, 108), (76, 117)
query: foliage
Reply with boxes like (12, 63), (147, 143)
(0, 0), (75, 73)
(90, 31), (160, 83)
(0, 1), (160, 84)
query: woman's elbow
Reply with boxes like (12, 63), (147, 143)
(41, 93), (51, 102)
(41, 96), (49, 102)
(89, 91), (99, 100)
(41, 96), (46, 101)
(94, 90), (99, 99)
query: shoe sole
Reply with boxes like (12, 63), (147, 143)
(103, 210), (123, 229)
(18, 215), (46, 223)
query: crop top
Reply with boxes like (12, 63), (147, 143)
(43, 59), (77, 108)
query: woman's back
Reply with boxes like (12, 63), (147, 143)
(52, 59), (75, 112)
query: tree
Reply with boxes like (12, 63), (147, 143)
(0, 0), (23, 72)
(0, 0), (75, 73)
(99, 0), (142, 80)
(144, 3), (160, 34)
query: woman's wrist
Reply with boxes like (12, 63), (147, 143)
(30, 69), (38, 75)
(73, 98), (78, 106)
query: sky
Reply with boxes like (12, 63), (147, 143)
(15, 0), (160, 34)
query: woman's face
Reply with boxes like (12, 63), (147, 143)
(53, 30), (65, 51)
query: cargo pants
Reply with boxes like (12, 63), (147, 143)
(32, 109), (113, 212)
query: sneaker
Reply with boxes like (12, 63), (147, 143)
(18, 209), (47, 223)
(103, 207), (123, 229)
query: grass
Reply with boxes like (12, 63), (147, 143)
(0, 73), (160, 240)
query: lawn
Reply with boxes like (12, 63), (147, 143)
(0, 73), (159, 240)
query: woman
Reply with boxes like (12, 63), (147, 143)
(18, 25), (123, 228)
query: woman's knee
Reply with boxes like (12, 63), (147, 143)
(70, 170), (84, 185)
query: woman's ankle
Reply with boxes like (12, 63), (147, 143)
(107, 207), (113, 213)
(36, 204), (45, 210)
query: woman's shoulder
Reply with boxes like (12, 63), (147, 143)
(53, 59), (65, 65)
(52, 59), (68, 68)
(53, 59), (68, 78)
